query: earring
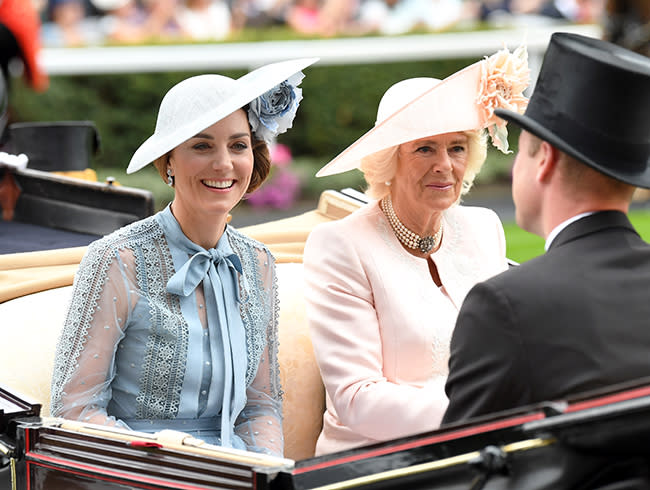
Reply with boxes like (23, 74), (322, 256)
(167, 168), (174, 187)
(385, 180), (391, 186)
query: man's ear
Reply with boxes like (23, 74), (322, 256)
(536, 141), (559, 183)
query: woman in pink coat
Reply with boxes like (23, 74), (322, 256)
(303, 46), (530, 455)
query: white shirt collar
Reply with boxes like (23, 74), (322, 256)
(544, 212), (595, 251)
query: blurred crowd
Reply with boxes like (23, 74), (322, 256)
(32, 0), (608, 47)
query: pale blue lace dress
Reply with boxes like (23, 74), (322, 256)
(50, 205), (283, 456)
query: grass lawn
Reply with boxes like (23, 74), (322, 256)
(503, 222), (545, 265)
(505, 209), (650, 264)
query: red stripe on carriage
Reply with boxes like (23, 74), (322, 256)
(293, 412), (545, 475)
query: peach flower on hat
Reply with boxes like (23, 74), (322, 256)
(477, 44), (530, 153)
(315, 45), (530, 177)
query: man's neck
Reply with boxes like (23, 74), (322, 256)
(541, 195), (631, 241)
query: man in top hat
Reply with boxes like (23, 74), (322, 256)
(442, 32), (650, 425)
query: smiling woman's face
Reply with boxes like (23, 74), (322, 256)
(391, 131), (469, 217)
(168, 109), (254, 221)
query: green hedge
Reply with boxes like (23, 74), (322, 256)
(10, 56), (518, 199)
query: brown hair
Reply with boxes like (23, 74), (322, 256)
(151, 136), (271, 194)
(247, 137), (271, 193)
(525, 132), (636, 199)
(558, 151), (635, 198)
(525, 132), (543, 157)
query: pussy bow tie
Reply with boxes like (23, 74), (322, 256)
(166, 246), (245, 449)
(167, 248), (243, 297)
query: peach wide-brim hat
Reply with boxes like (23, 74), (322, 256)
(316, 46), (529, 177)
(127, 57), (318, 174)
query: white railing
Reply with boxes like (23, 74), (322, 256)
(39, 23), (602, 76)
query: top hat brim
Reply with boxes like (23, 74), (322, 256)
(493, 33), (650, 189)
(496, 107), (650, 189)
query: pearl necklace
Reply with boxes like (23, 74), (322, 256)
(380, 195), (442, 254)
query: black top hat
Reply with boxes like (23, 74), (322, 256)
(495, 32), (650, 189)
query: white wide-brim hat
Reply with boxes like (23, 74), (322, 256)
(316, 46), (529, 177)
(127, 57), (318, 174)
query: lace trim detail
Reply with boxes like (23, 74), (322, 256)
(135, 232), (187, 419)
(51, 237), (116, 416)
(269, 256), (282, 399)
(226, 227), (281, 400)
(51, 216), (187, 417)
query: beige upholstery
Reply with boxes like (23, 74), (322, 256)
(0, 263), (324, 461)
(277, 263), (325, 460)
(0, 286), (70, 415)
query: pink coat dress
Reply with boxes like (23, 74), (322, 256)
(303, 200), (508, 455)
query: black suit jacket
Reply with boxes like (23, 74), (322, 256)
(442, 211), (650, 425)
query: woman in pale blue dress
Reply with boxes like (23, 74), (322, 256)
(50, 57), (318, 457)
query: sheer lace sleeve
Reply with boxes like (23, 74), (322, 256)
(235, 247), (284, 457)
(50, 243), (135, 428)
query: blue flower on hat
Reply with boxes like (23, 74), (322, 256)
(248, 72), (305, 143)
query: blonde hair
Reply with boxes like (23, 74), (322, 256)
(361, 129), (488, 200)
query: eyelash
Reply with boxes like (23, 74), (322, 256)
(191, 141), (249, 151)
(416, 146), (466, 153)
